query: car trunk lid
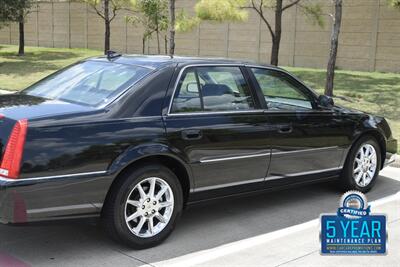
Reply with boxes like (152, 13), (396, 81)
(0, 93), (95, 121)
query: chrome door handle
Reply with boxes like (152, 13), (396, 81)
(277, 125), (293, 134)
(181, 129), (203, 140)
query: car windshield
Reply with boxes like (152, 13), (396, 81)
(22, 60), (152, 107)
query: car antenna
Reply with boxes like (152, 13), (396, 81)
(106, 50), (121, 60)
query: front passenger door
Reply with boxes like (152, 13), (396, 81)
(249, 67), (348, 181)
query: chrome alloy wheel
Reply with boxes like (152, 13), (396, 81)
(124, 177), (174, 238)
(353, 144), (377, 187)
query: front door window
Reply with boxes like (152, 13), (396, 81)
(251, 68), (313, 111)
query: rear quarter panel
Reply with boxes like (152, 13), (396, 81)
(21, 117), (165, 177)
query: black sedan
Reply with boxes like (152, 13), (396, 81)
(0, 53), (397, 249)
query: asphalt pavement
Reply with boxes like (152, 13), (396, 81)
(0, 167), (399, 267)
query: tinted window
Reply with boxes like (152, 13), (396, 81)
(171, 66), (255, 113)
(171, 70), (203, 113)
(23, 61), (151, 107)
(251, 68), (313, 110)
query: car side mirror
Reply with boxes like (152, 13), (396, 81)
(318, 95), (334, 108)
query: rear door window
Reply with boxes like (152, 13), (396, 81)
(171, 66), (255, 113)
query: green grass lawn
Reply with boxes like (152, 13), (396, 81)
(0, 44), (399, 150)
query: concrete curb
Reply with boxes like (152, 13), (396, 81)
(391, 154), (400, 168)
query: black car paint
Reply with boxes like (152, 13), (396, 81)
(0, 56), (397, 224)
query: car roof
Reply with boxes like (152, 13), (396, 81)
(88, 54), (279, 70)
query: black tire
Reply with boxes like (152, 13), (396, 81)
(340, 135), (382, 193)
(102, 164), (183, 249)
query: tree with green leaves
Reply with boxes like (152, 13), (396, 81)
(83, 0), (130, 54)
(325, 0), (342, 97)
(195, 0), (324, 66)
(128, 0), (199, 55)
(15, 0), (35, 56)
(0, 0), (36, 56)
(129, 0), (169, 54)
(388, 0), (400, 8)
(0, 0), (13, 28)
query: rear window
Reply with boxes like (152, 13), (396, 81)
(22, 61), (152, 107)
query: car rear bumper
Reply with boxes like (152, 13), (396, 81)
(0, 172), (112, 224)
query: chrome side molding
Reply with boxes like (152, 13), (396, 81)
(200, 152), (271, 163)
(0, 171), (108, 183)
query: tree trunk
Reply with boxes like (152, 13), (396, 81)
(164, 35), (168, 54)
(325, 0), (343, 96)
(270, 0), (283, 66)
(104, 0), (110, 54)
(143, 36), (146, 54)
(156, 13), (161, 54)
(18, 14), (24, 56)
(104, 21), (110, 54)
(156, 30), (160, 54)
(168, 0), (176, 56)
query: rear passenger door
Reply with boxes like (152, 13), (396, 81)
(164, 65), (271, 193)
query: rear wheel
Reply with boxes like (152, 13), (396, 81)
(340, 136), (381, 193)
(102, 164), (183, 249)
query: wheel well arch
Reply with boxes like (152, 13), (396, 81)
(102, 154), (192, 214)
(349, 130), (386, 169)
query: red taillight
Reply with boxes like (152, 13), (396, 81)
(0, 119), (28, 179)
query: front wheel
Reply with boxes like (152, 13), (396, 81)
(340, 136), (382, 193)
(102, 164), (183, 249)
